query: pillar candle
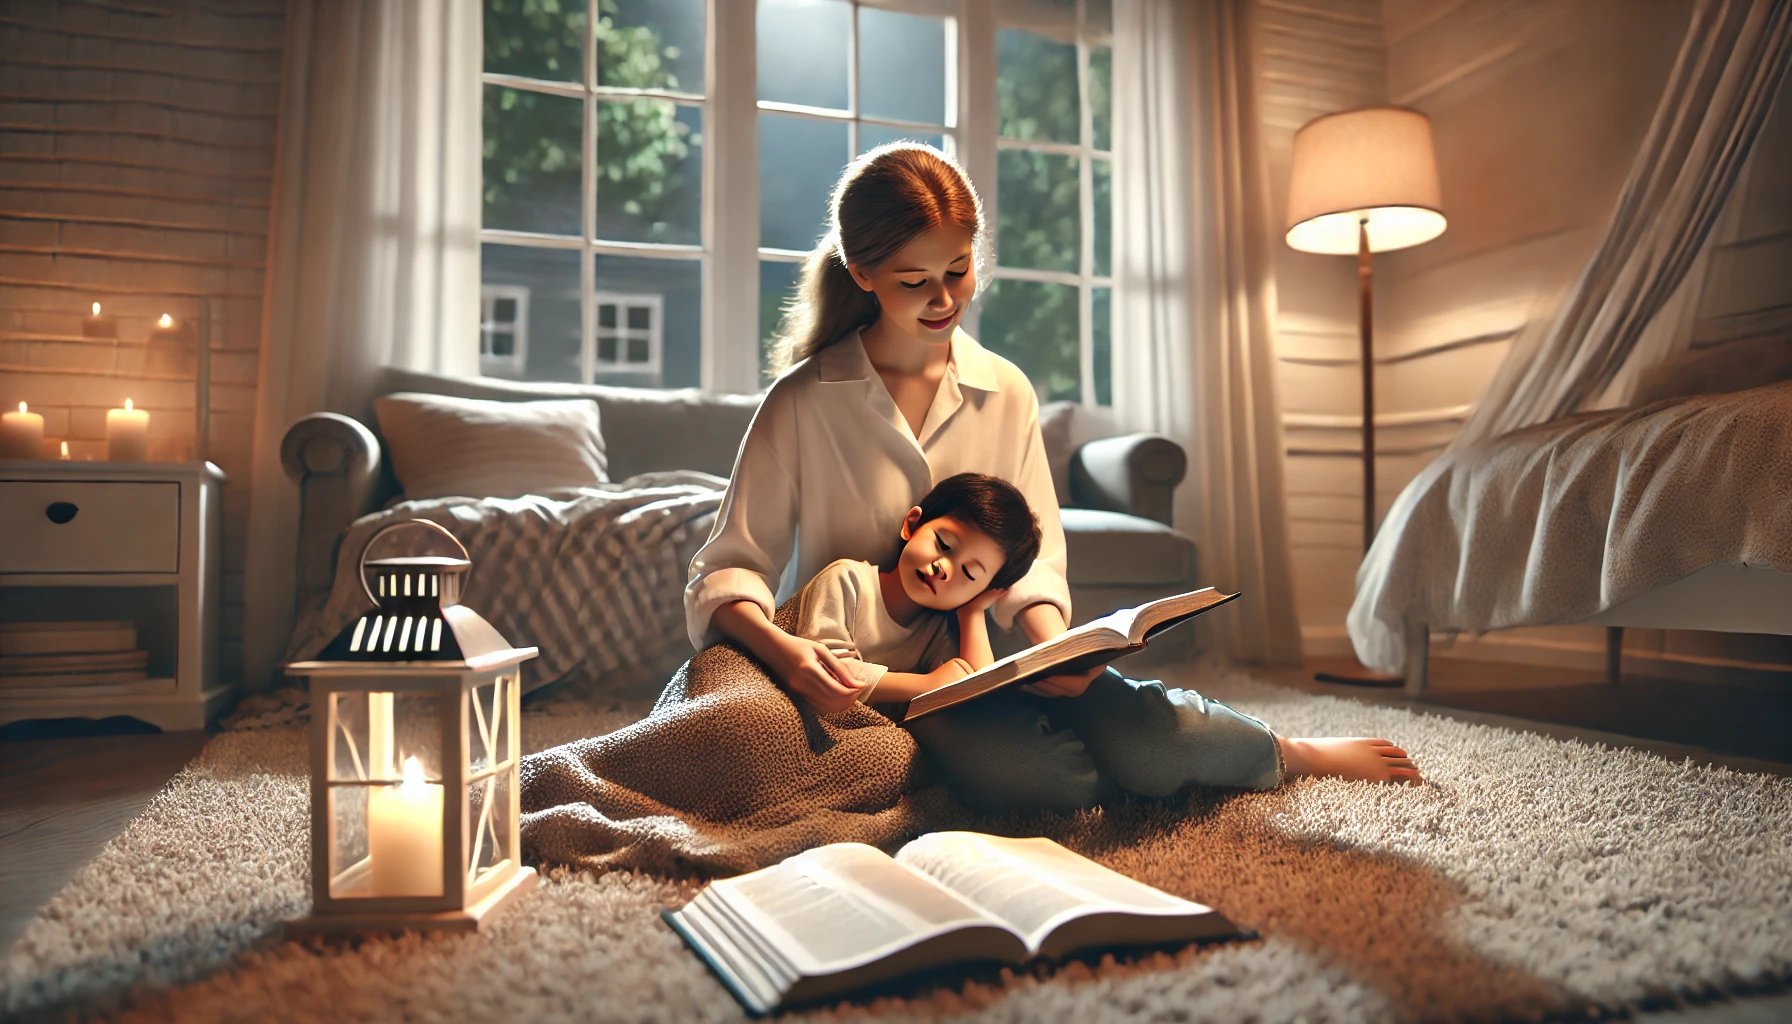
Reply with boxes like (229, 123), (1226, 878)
(367, 756), (444, 896)
(82, 302), (117, 338)
(106, 398), (150, 462)
(1, 402), (45, 460)
(149, 312), (180, 343)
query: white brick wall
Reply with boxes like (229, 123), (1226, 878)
(0, 0), (283, 683)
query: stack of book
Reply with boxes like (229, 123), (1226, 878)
(0, 621), (173, 698)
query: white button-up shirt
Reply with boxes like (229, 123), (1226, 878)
(684, 328), (1071, 650)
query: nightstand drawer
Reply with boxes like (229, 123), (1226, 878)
(0, 481), (181, 574)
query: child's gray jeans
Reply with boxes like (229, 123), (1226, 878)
(904, 668), (1283, 816)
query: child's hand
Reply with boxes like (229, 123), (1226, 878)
(958, 587), (1009, 618)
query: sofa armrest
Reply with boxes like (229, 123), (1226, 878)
(1068, 433), (1186, 527)
(281, 413), (382, 610)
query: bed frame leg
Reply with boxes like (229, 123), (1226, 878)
(1606, 626), (1623, 685)
(1404, 625), (1429, 698)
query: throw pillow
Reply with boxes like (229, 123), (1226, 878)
(374, 393), (609, 500)
(1037, 400), (1077, 509)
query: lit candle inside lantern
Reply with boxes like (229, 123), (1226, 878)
(367, 755), (444, 896)
(1, 402), (45, 460)
(106, 398), (150, 462)
(83, 301), (118, 338)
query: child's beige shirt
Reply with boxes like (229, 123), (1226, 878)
(791, 559), (958, 699)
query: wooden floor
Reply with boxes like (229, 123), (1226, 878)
(2, 662), (1788, 1021)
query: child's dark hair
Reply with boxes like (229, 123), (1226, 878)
(913, 473), (1040, 590)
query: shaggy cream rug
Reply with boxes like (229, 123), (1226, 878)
(3, 668), (1789, 1023)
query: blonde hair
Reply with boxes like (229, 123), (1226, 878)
(767, 143), (987, 376)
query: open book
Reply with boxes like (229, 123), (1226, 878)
(663, 831), (1239, 1015)
(904, 588), (1238, 721)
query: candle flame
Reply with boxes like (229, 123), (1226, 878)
(125, 398), (134, 412)
(92, 302), (101, 316)
(15, 402), (23, 414)
(402, 755), (426, 789)
(60, 440), (69, 459)
(157, 313), (173, 328)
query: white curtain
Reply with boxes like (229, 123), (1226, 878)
(1455, 0), (1792, 446)
(1112, 0), (1303, 665)
(242, 0), (482, 689)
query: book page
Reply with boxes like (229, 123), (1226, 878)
(711, 843), (999, 975)
(895, 833), (1209, 952)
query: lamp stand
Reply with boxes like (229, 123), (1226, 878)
(1315, 221), (1404, 687)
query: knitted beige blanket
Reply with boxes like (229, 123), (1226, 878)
(519, 608), (967, 875)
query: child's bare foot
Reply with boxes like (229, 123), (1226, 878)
(1279, 737), (1421, 785)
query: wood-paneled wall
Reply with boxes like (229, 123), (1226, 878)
(0, 0), (283, 682)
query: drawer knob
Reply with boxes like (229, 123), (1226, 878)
(45, 502), (79, 525)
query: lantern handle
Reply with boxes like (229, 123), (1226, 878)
(356, 519), (471, 608)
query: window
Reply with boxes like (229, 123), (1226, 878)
(478, 0), (1115, 403)
(481, 0), (707, 387)
(754, 0), (957, 373)
(479, 284), (531, 375)
(981, 0), (1113, 405)
(594, 292), (663, 376)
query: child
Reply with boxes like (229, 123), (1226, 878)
(790, 473), (1422, 816)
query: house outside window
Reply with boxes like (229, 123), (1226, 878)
(479, 284), (531, 376)
(478, 0), (1112, 403)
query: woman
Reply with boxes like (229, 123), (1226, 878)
(686, 144), (1419, 814)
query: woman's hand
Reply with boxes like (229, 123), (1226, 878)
(772, 635), (866, 714)
(1015, 602), (1104, 698)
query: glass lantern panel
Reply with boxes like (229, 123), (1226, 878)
(329, 690), (443, 783)
(327, 784), (370, 897)
(467, 673), (516, 776)
(467, 767), (515, 887)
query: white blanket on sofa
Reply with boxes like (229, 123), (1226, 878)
(287, 471), (728, 696)
(1348, 381), (1792, 672)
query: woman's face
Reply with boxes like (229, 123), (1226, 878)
(848, 224), (978, 344)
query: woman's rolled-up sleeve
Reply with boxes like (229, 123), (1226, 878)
(991, 391), (1072, 631)
(684, 387), (801, 650)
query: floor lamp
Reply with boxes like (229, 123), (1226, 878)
(1283, 107), (1447, 686)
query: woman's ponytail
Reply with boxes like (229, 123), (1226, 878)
(766, 143), (985, 378)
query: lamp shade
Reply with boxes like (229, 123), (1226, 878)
(1285, 107), (1446, 255)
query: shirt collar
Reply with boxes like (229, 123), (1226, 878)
(813, 327), (1000, 392)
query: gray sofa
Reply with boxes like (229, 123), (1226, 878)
(281, 368), (1199, 647)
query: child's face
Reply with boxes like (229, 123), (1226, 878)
(896, 510), (1007, 611)
(847, 224), (978, 343)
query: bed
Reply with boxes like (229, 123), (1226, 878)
(1347, 377), (1792, 695)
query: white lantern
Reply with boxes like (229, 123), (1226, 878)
(284, 521), (538, 937)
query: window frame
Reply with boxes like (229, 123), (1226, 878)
(477, 0), (1112, 401)
(593, 291), (665, 376)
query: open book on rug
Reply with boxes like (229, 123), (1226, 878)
(904, 588), (1239, 721)
(663, 831), (1240, 1015)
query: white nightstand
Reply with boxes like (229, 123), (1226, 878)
(0, 461), (230, 731)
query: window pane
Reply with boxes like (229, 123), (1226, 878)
(596, 100), (702, 245)
(997, 150), (1079, 273)
(859, 8), (947, 126)
(1093, 285), (1111, 406)
(481, 244), (581, 382)
(978, 278), (1080, 402)
(858, 125), (945, 157)
(483, 85), (583, 236)
(1087, 0), (1113, 39)
(484, 0), (584, 83)
(997, 29), (1079, 143)
(760, 114), (849, 252)
(759, 258), (803, 377)
(598, 0), (705, 94)
(758, 0), (850, 110)
(594, 255), (700, 388)
(1093, 157), (1111, 277)
(1090, 45), (1112, 151)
